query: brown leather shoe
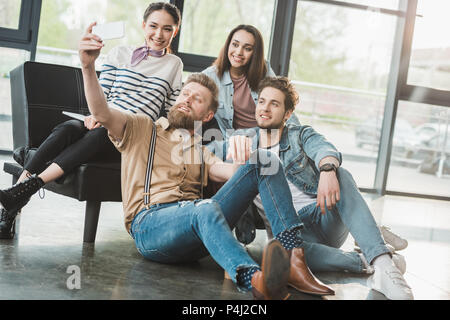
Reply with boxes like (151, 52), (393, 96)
(288, 247), (335, 296)
(251, 239), (291, 300)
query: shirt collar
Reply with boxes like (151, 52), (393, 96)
(279, 125), (291, 152)
(221, 69), (233, 86)
(156, 117), (170, 130)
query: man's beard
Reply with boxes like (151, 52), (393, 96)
(168, 105), (195, 130)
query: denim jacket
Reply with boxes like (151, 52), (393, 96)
(208, 123), (342, 195)
(202, 64), (300, 139)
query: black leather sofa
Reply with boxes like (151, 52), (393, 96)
(3, 61), (122, 243)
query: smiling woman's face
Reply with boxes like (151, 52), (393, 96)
(227, 29), (255, 73)
(142, 9), (178, 51)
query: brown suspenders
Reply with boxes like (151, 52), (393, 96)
(143, 124), (204, 209)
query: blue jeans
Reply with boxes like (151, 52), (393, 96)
(297, 167), (390, 273)
(130, 150), (302, 291)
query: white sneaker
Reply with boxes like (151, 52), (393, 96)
(359, 252), (405, 275)
(392, 253), (406, 275)
(380, 225), (408, 251)
(370, 265), (414, 300)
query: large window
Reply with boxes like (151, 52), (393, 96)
(36, 0), (167, 68)
(387, 101), (450, 197)
(178, 0), (275, 58)
(385, 0), (450, 198)
(288, 1), (398, 188)
(407, 0), (450, 91)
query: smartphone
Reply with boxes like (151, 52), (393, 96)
(92, 21), (125, 40)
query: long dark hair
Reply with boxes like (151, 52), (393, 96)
(213, 24), (267, 91)
(143, 2), (181, 54)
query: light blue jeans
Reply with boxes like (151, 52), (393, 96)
(296, 167), (390, 273)
(130, 150), (302, 291)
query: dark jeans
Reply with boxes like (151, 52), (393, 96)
(24, 119), (121, 175)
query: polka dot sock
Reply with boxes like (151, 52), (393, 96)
(236, 266), (260, 291)
(276, 228), (302, 250)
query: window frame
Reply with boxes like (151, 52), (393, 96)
(0, 0), (42, 61)
(400, 0), (450, 100)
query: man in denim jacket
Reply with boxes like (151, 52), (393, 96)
(202, 61), (300, 141)
(211, 76), (414, 300)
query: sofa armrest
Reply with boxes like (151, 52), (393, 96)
(10, 63), (28, 150)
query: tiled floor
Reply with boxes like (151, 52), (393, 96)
(0, 155), (449, 300)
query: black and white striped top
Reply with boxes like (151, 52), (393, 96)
(99, 45), (183, 121)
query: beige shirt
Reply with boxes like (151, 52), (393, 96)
(109, 114), (222, 233)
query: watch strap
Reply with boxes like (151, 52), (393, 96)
(319, 163), (337, 173)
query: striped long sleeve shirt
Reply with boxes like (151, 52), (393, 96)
(99, 45), (183, 121)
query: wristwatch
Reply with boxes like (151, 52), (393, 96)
(319, 163), (337, 173)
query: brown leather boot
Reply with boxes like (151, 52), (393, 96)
(288, 247), (335, 296)
(251, 239), (291, 300)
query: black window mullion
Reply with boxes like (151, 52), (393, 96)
(170, 0), (184, 54)
(373, 0), (417, 195)
(400, 85), (450, 108)
(269, 0), (297, 76)
(28, 0), (42, 61)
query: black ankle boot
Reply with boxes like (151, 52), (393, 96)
(0, 174), (44, 213)
(0, 208), (18, 239)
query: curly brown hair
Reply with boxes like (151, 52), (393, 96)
(257, 76), (299, 112)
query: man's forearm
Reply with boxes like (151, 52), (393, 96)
(78, 22), (126, 138)
(209, 162), (242, 182)
(81, 65), (110, 123)
(81, 65), (126, 140)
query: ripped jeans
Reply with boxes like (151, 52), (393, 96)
(130, 150), (302, 291)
